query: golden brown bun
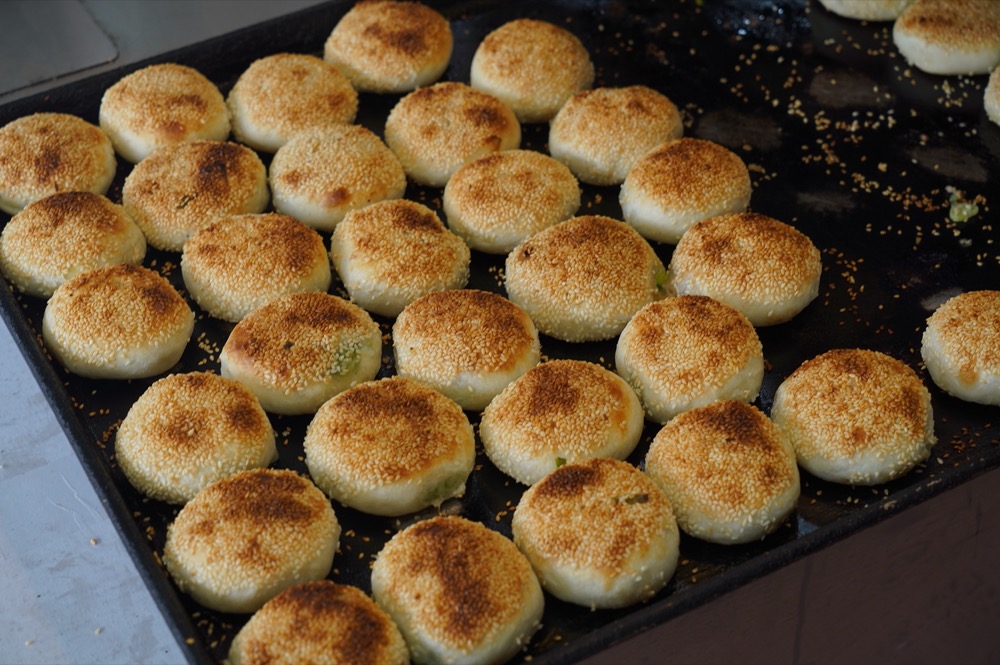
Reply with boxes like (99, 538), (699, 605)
(324, 0), (453, 94)
(0, 192), (146, 298)
(0, 113), (116, 215)
(892, 0), (1000, 75)
(921, 290), (1000, 405)
(645, 400), (800, 544)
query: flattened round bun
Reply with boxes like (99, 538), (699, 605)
(99, 63), (231, 163)
(620, 138), (752, 244)
(921, 290), (1000, 405)
(392, 289), (540, 411)
(227, 53), (359, 153)
(323, 0), (453, 94)
(771, 349), (936, 485)
(42, 264), (194, 379)
(818, 0), (909, 21)
(181, 213), (331, 322)
(220, 292), (383, 415)
(669, 212), (822, 327)
(504, 215), (669, 342)
(512, 458), (679, 609)
(442, 149), (580, 254)
(645, 400), (800, 544)
(0, 113), (116, 215)
(892, 0), (1000, 75)
(0, 192), (145, 298)
(615, 295), (764, 424)
(549, 86), (683, 186)
(371, 516), (543, 665)
(164, 469), (340, 614)
(470, 18), (594, 123)
(122, 140), (269, 251)
(269, 125), (406, 232)
(985, 67), (1000, 126)
(115, 372), (276, 504)
(304, 376), (476, 516)
(384, 81), (521, 187)
(229, 580), (410, 665)
(330, 199), (470, 318)
(480, 359), (644, 485)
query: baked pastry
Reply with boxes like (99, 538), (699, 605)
(480, 359), (644, 485)
(512, 458), (679, 609)
(817, 0), (909, 21)
(615, 295), (764, 424)
(99, 63), (231, 163)
(115, 372), (276, 504)
(0, 191), (146, 298)
(42, 264), (194, 379)
(392, 289), (540, 411)
(892, 0), (1000, 75)
(549, 85), (683, 186)
(227, 52), (359, 153)
(269, 125), (406, 232)
(644, 400), (800, 544)
(181, 212), (331, 322)
(330, 199), (470, 318)
(504, 215), (669, 342)
(470, 18), (594, 123)
(669, 212), (822, 327)
(122, 140), (269, 252)
(771, 348), (936, 485)
(384, 81), (521, 187)
(371, 516), (543, 664)
(986, 66), (1000, 126)
(0, 113), (116, 215)
(442, 149), (581, 254)
(304, 376), (476, 516)
(229, 580), (410, 665)
(619, 138), (752, 244)
(220, 292), (383, 415)
(323, 0), (453, 94)
(163, 469), (339, 614)
(921, 290), (1000, 406)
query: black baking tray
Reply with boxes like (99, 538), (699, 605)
(1, 1), (998, 663)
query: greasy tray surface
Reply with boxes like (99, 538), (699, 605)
(1, 0), (998, 662)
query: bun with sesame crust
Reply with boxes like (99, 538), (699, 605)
(921, 290), (1000, 406)
(892, 0), (1000, 75)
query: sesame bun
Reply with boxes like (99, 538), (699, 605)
(114, 372), (276, 504)
(817, 0), (909, 21)
(669, 212), (822, 327)
(771, 349), (936, 485)
(323, 0), (453, 94)
(470, 18), (594, 123)
(227, 53), (359, 153)
(42, 264), (194, 379)
(620, 138), (752, 244)
(220, 292), (382, 416)
(384, 81), (521, 187)
(0, 192), (146, 298)
(921, 290), (1000, 406)
(549, 86), (683, 186)
(99, 63), (231, 163)
(392, 289), (540, 411)
(371, 516), (543, 664)
(122, 140), (269, 252)
(181, 213), (331, 322)
(304, 376), (476, 516)
(512, 458), (679, 609)
(442, 150), (581, 254)
(229, 581), (410, 665)
(645, 400), (800, 545)
(892, 0), (1000, 75)
(615, 296), (764, 424)
(986, 67), (1000, 126)
(480, 359), (644, 485)
(269, 125), (406, 232)
(163, 469), (339, 614)
(504, 215), (669, 342)
(0, 113), (116, 215)
(330, 199), (470, 318)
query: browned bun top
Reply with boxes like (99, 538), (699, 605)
(925, 290), (1000, 379)
(895, 0), (1000, 52)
